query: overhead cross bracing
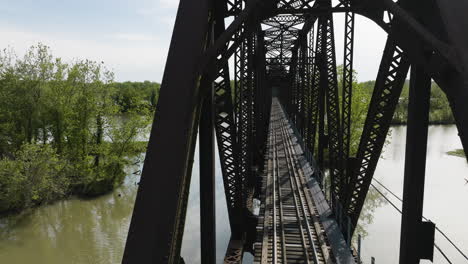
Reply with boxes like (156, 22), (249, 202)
(263, 15), (305, 72)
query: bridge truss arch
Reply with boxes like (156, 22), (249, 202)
(122, 0), (468, 263)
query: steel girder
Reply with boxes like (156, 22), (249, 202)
(304, 26), (316, 155)
(343, 0), (468, 235)
(124, 0), (468, 262)
(308, 25), (321, 158)
(122, 0), (211, 262)
(212, 2), (244, 237)
(344, 38), (410, 231)
(226, 7), (272, 261)
(316, 2), (345, 206)
(234, 18), (254, 213)
(341, 2), (354, 160)
(284, 0), (346, 205)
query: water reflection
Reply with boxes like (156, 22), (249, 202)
(358, 125), (468, 264)
(354, 188), (387, 240)
(180, 142), (232, 264)
(0, 166), (139, 264)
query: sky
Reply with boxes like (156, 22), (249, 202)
(0, 0), (388, 82)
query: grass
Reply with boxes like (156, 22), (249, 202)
(446, 149), (466, 158)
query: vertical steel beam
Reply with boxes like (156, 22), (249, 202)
(309, 25), (321, 156)
(316, 5), (344, 205)
(212, 0), (244, 236)
(342, 8), (355, 159)
(398, 64), (434, 263)
(122, 0), (210, 262)
(299, 39), (307, 136)
(199, 83), (216, 264)
(317, 54), (326, 173)
(345, 38), (410, 231)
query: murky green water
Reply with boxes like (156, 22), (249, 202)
(358, 125), (468, 264)
(0, 160), (141, 264)
(0, 126), (467, 263)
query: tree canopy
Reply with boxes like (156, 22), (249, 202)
(0, 44), (156, 213)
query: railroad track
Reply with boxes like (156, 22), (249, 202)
(254, 98), (334, 264)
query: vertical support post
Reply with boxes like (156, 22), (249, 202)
(122, 0), (210, 262)
(199, 82), (216, 264)
(398, 64), (434, 263)
(317, 72), (326, 172)
(342, 0), (355, 160)
(347, 215), (351, 245)
(316, 3), (344, 209)
(341, 7), (355, 208)
(358, 234), (362, 264)
(317, 17), (327, 175)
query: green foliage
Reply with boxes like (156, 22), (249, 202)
(447, 149), (466, 158)
(337, 65), (373, 156)
(363, 80), (455, 124)
(340, 71), (455, 156)
(0, 144), (69, 212)
(113, 81), (160, 113)
(0, 44), (154, 213)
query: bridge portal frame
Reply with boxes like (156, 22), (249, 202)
(122, 0), (468, 263)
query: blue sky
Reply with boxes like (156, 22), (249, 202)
(0, 0), (387, 82)
(0, 0), (179, 82)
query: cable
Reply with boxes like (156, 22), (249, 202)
(372, 178), (468, 262)
(370, 183), (453, 264)
(370, 183), (402, 214)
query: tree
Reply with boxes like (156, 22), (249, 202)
(0, 43), (154, 213)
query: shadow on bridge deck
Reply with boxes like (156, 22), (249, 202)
(253, 98), (356, 264)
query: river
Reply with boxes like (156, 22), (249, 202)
(0, 125), (466, 263)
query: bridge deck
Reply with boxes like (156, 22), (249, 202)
(253, 98), (355, 264)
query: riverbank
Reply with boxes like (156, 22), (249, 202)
(0, 141), (148, 216)
(0, 161), (143, 264)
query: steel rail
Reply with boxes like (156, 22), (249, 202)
(261, 119), (274, 264)
(272, 118), (278, 263)
(257, 99), (331, 264)
(280, 110), (332, 263)
(279, 117), (321, 264)
(273, 112), (288, 264)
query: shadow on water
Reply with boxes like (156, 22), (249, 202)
(354, 188), (388, 240)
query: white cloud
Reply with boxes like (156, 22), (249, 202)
(110, 33), (158, 41)
(136, 0), (178, 15)
(0, 7), (389, 83)
(135, 0), (178, 28)
(333, 13), (388, 82)
(156, 0), (179, 9)
(0, 26), (170, 82)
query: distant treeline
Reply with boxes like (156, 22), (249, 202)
(358, 80), (455, 125)
(336, 65), (455, 156)
(113, 81), (160, 113)
(0, 44), (157, 214)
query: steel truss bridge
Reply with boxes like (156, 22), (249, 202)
(121, 0), (468, 263)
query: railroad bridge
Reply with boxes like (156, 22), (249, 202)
(121, 0), (468, 263)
